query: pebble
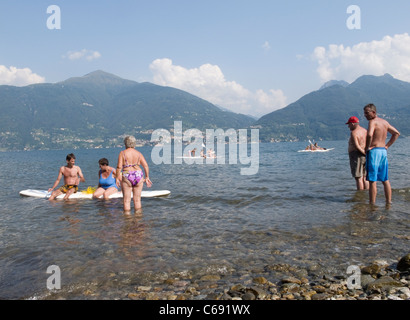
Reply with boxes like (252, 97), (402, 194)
(242, 292), (256, 300)
(253, 276), (268, 284)
(281, 276), (302, 285)
(137, 286), (152, 292)
(200, 275), (221, 281)
(397, 254), (410, 272)
(366, 276), (404, 293)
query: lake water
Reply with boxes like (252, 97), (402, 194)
(0, 139), (409, 299)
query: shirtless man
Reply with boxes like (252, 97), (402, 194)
(363, 104), (400, 204)
(48, 153), (85, 200)
(346, 116), (369, 190)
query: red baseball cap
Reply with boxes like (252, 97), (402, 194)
(346, 116), (359, 124)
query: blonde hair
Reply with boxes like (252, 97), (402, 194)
(124, 136), (137, 148)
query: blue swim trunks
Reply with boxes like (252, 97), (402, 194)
(366, 147), (388, 182)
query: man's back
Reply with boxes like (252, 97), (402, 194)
(348, 125), (367, 154)
(368, 117), (389, 149)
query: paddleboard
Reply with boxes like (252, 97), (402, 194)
(19, 189), (170, 199)
(298, 148), (334, 153)
(176, 156), (219, 159)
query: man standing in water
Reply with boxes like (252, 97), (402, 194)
(346, 116), (369, 191)
(363, 104), (400, 204)
(48, 153), (85, 200)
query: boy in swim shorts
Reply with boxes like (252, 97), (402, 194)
(363, 104), (400, 204)
(48, 153), (85, 200)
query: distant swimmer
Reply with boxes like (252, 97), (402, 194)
(305, 142), (326, 151)
(48, 153), (85, 200)
(207, 148), (216, 158)
(364, 104), (400, 204)
(346, 116), (369, 191)
(313, 142), (326, 150)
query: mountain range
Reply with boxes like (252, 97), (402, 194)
(0, 71), (254, 150)
(256, 73), (410, 142)
(0, 71), (409, 151)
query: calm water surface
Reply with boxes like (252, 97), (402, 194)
(0, 140), (409, 299)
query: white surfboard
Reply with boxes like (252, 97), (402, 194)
(19, 189), (171, 199)
(298, 148), (334, 153)
(176, 156), (204, 159)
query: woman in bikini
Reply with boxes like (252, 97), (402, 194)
(116, 136), (152, 213)
(93, 158), (120, 200)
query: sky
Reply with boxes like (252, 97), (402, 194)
(1, 0), (410, 118)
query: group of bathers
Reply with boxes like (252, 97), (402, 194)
(59, 169), (144, 195)
(59, 151), (145, 195)
(97, 151), (144, 192)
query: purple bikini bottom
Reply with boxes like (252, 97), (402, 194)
(123, 170), (144, 186)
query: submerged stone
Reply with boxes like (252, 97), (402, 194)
(397, 254), (410, 272)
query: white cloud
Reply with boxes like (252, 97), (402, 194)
(0, 65), (45, 86)
(312, 33), (410, 83)
(63, 49), (101, 61)
(149, 58), (287, 117)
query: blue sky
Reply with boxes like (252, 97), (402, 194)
(1, 1), (410, 117)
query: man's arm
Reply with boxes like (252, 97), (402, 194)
(386, 124), (400, 149)
(365, 120), (375, 151)
(353, 133), (366, 155)
(48, 167), (64, 192)
(76, 167), (86, 184)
